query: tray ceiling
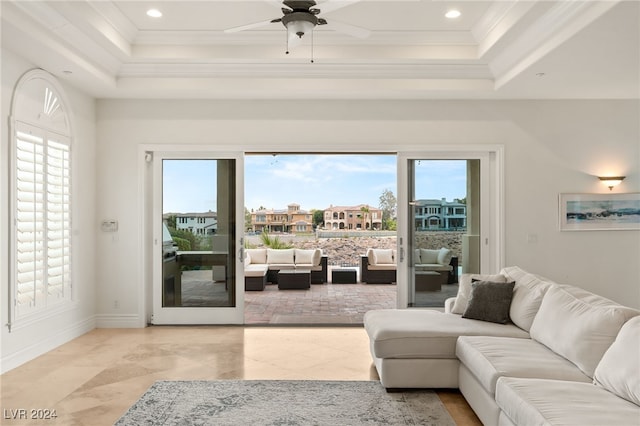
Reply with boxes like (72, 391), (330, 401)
(2, 0), (638, 99)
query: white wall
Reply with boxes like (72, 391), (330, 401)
(95, 99), (639, 319)
(0, 49), (98, 372)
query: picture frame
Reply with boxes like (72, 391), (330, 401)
(559, 193), (640, 231)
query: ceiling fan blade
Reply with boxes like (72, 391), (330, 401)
(263, 0), (291, 11)
(316, 0), (362, 15)
(326, 19), (371, 39)
(224, 19), (275, 33)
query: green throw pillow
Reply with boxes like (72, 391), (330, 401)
(462, 280), (515, 324)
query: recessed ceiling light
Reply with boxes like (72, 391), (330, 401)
(445, 9), (461, 19)
(146, 9), (162, 18)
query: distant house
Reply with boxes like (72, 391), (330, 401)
(414, 198), (466, 230)
(324, 204), (383, 231)
(168, 211), (218, 235)
(251, 203), (313, 233)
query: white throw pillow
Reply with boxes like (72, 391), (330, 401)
(312, 249), (322, 266)
(267, 248), (295, 264)
(294, 249), (315, 265)
(374, 249), (394, 265)
(414, 249), (421, 263)
(509, 273), (554, 332)
(419, 248), (439, 264)
(245, 248), (267, 264)
(530, 285), (628, 378)
(451, 273), (507, 315)
(594, 316), (640, 405)
(245, 251), (252, 264)
(437, 248), (453, 265)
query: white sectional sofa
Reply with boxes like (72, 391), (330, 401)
(363, 266), (640, 425)
(244, 248), (327, 290)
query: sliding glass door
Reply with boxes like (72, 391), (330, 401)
(397, 152), (500, 309)
(152, 152), (244, 324)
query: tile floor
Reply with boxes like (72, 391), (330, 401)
(0, 327), (481, 426)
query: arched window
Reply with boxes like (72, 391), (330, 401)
(9, 70), (73, 327)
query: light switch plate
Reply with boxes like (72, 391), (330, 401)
(101, 220), (118, 232)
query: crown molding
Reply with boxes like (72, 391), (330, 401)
(490, 0), (620, 88)
(118, 62), (493, 80)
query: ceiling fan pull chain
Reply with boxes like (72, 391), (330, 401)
(286, 27), (290, 55)
(310, 29), (314, 63)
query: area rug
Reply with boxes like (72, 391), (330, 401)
(115, 380), (455, 425)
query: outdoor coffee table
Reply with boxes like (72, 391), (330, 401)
(277, 269), (311, 289)
(332, 267), (358, 284)
(415, 271), (442, 292)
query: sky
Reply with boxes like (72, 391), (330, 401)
(163, 155), (467, 214)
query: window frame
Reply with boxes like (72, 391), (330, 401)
(8, 70), (75, 331)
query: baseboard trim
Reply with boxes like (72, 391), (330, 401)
(95, 314), (144, 328)
(1, 316), (96, 374)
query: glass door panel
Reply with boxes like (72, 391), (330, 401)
(408, 159), (476, 307)
(153, 154), (243, 324)
(398, 152), (495, 310)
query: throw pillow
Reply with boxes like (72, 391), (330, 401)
(462, 280), (515, 324)
(593, 316), (640, 405)
(374, 249), (394, 265)
(419, 248), (439, 264)
(451, 273), (507, 314)
(437, 248), (453, 265)
(294, 249), (315, 265)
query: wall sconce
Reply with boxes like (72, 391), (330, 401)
(598, 176), (625, 191)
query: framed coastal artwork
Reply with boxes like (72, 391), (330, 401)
(559, 193), (640, 231)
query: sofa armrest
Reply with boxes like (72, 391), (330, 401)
(360, 255), (369, 283)
(444, 297), (457, 313)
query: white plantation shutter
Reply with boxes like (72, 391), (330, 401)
(13, 124), (72, 318)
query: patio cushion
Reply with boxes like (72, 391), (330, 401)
(368, 249), (394, 265)
(420, 249), (439, 264)
(295, 249), (321, 266)
(267, 248), (295, 264)
(245, 248), (267, 264)
(437, 248), (453, 265)
(245, 264), (268, 277)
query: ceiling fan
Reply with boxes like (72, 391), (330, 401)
(224, 0), (370, 51)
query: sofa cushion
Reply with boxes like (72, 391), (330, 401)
(451, 273), (507, 315)
(363, 309), (529, 360)
(593, 316), (640, 405)
(462, 281), (515, 324)
(437, 247), (453, 265)
(456, 336), (590, 396)
(501, 267), (554, 332)
(245, 264), (269, 277)
(294, 249), (321, 266)
(495, 377), (640, 426)
(267, 248), (295, 264)
(420, 248), (440, 264)
(530, 284), (630, 378)
(373, 249), (394, 265)
(245, 248), (267, 264)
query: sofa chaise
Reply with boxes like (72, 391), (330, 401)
(363, 266), (640, 425)
(244, 248), (328, 290)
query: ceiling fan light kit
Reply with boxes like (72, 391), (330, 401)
(282, 11), (317, 39)
(226, 0), (367, 61)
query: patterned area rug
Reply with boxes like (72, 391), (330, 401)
(116, 380), (455, 426)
